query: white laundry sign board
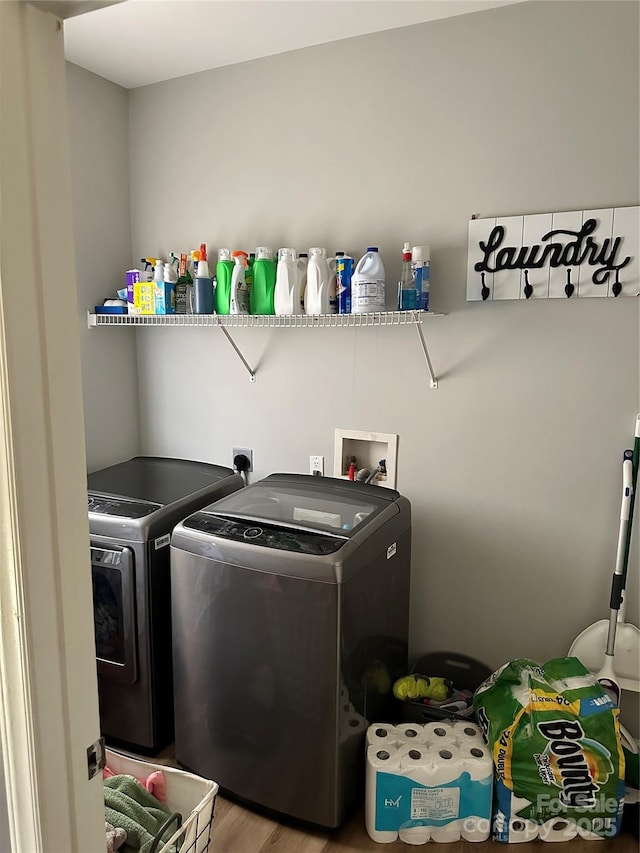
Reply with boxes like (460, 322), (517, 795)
(466, 206), (639, 301)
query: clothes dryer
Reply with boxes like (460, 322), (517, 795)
(88, 456), (243, 752)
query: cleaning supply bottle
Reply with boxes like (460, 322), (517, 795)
(246, 252), (256, 303)
(230, 251), (250, 314)
(274, 248), (302, 315)
(250, 246), (276, 315)
(157, 261), (176, 314)
(412, 245), (430, 311)
(175, 253), (192, 314)
(215, 248), (234, 315)
(328, 255), (338, 314)
(336, 251), (354, 314)
(398, 243), (417, 310)
(352, 247), (386, 313)
(297, 252), (308, 312)
(193, 242), (214, 314)
(305, 247), (333, 315)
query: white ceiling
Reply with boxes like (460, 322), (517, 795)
(63, 0), (524, 90)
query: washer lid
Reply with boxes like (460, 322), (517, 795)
(203, 472), (399, 536)
(87, 456), (237, 506)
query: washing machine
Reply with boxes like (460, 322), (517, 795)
(170, 473), (411, 827)
(87, 456), (244, 753)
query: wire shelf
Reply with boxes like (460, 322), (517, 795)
(87, 310), (441, 329)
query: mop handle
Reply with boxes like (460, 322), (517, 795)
(605, 454), (633, 655)
(618, 414), (640, 603)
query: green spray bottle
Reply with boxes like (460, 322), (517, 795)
(215, 248), (234, 315)
(250, 246), (276, 315)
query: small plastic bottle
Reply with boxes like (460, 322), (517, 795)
(398, 243), (417, 310)
(412, 245), (430, 311)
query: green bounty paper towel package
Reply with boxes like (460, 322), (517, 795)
(473, 657), (625, 842)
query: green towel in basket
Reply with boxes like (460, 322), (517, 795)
(104, 774), (178, 853)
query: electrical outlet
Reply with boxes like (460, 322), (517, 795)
(233, 447), (253, 472)
(310, 455), (324, 476)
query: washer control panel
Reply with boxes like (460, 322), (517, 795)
(87, 495), (161, 519)
(183, 514), (345, 555)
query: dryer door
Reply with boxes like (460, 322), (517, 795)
(91, 544), (138, 684)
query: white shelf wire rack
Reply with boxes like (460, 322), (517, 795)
(86, 309), (442, 386)
(87, 310), (439, 328)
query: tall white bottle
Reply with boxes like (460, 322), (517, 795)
(229, 250), (249, 315)
(274, 248), (302, 315)
(305, 247), (335, 315)
(352, 247), (386, 313)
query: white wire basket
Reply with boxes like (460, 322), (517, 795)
(105, 749), (218, 853)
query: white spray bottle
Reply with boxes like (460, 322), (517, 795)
(305, 247), (333, 315)
(229, 251), (249, 315)
(274, 248), (302, 315)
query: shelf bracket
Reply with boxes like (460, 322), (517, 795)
(415, 321), (438, 389)
(217, 323), (256, 382)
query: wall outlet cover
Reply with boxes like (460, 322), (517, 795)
(233, 447), (253, 472)
(310, 455), (324, 476)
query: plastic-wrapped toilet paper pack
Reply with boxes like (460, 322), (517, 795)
(473, 657), (626, 843)
(365, 729), (493, 843)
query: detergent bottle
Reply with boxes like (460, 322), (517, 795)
(215, 248), (234, 315)
(274, 248), (302, 315)
(297, 252), (308, 312)
(193, 243), (214, 314)
(305, 247), (333, 315)
(250, 246), (276, 315)
(352, 247), (386, 313)
(230, 251), (250, 315)
(246, 252), (256, 303)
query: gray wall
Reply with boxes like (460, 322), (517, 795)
(67, 62), (139, 471)
(112, 2), (637, 724)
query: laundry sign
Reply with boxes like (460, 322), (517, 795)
(466, 206), (639, 301)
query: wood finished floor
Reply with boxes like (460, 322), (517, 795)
(129, 746), (639, 853)
(211, 794), (638, 853)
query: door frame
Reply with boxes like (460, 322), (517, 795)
(0, 2), (104, 850)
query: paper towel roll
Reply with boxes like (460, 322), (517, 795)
(538, 817), (578, 843)
(366, 724), (399, 748)
(422, 721), (456, 747)
(576, 823), (607, 841)
(458, 743), (494, 781)
(430, 820), (462, 842)
(398, 825), (431, 845)
(452, 721), (482, 739)
(396, 723), (427, 744)
(461, 816), (491, 842)
(497, 815), (539, 843)
(365, 745), (400, 843)
(397, 742), (430, 772)
(422, 744), (466, 787)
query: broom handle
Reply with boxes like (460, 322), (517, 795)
(605, 454), (633, 655)
(616, 414), (640, 622)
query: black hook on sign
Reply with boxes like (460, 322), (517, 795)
(564, 269), (575, 299)
(612, 269), (622, 297)
(481, 272), (490, 301)
(523, 270), (533, 300)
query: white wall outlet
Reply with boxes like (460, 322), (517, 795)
(233, 447), (253, 472)
(310, 455), (324, 476)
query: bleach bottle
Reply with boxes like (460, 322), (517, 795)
(230, 251), (250, 314)
(352, 247), (386, 313)
(250, 246), (276, 315)
(215, 248), (234, 315)
(305, 247), (335, 315)
(274, 248), (302, 315)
